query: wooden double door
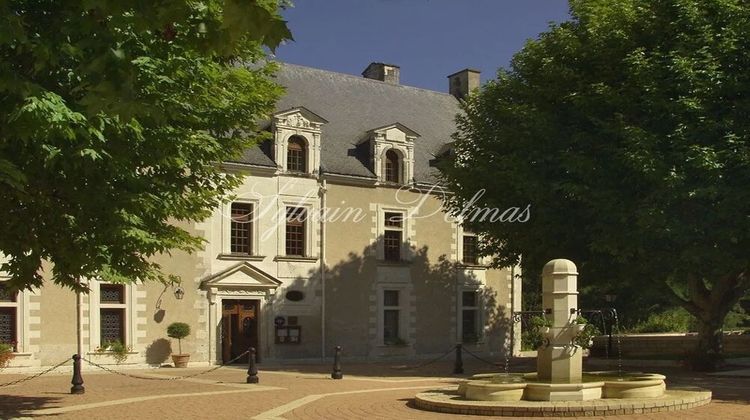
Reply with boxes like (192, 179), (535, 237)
(221, 299), (259, 364)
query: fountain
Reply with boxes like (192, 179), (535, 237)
(414, 259), (712, 416)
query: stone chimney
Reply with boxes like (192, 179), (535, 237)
(447, 68), (481, 99)
(362, 62), (400, 84)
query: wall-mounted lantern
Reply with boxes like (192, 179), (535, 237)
(173, 286), (185, 300)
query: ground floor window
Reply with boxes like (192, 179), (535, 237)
(100, 309), (125, 346)
(0, 307), (16, 351)
(0, 282), (18, 351)
(383, 290), (402, 344)
(461, 290), (480, 343)
(100, 284), (126, 346)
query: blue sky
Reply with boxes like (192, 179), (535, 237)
(275, 0), (571, 92)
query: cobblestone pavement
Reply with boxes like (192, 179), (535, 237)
(1, 359), (748, 419)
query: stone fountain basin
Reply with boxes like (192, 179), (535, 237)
(458, 371), (666, 402)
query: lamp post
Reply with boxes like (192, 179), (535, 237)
(604, 294), (617, 356)
(173, 286), (185, 300)
(72, 279), (84, 394)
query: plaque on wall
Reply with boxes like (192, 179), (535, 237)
(275, 326), (301, 344)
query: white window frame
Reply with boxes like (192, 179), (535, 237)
(378, 286), (409, 346)
(461, 232), (479, 265)
(278, 199), (316, 259)
(458, 286), (483, 344)
(376, 206), (413, 261)
(88, 281), (136, 350)
(457, 224), (485, 266)
(0, 279), (25, 353)
(381, 147), (404, 184)
(223, 199), (260, 256)
(284, 135), (310, 174)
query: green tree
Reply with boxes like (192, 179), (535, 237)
(0, 1), (291, 291)
(441, 0), (750, 370)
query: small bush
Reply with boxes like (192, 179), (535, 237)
(723, 303), (750, 329)
(99, 341), (130, 364)
(631, 307), (695, 333)
(167, 322), (191, 339)
(0, 342), (15, 369)
(521, 316), (551, 351)
(573, 318), (600, 349)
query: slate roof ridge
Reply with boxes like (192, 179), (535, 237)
(276, 61), (461, 101)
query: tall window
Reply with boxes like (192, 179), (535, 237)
(100, 284), (126, 346)
(230, 203), (253, 255)
(461, 290), (480, 343)
(287, 136), (307, 173)
(285, 207), (307, 256)
(0, 283), (17, 351)
(383, 290), (400, 344)
(462, 234), (479, 265)
(383, 212), (403, 262)
(384, 150), (400, 183)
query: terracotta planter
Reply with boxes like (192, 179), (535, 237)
(172, 354), (190, 368)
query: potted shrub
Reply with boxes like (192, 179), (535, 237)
(572, 317), (600, 349)
(521, 316), (552, 350)
(0, 342), (15, 370)
(167, 322), (191, 368)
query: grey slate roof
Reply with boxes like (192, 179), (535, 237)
(230, 63), (461, 184)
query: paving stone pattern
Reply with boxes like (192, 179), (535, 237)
(0, 360), (748, 419)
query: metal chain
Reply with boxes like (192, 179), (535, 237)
(462, 346), (501, 368)
(395, 345), (456, 371)
(83, 350), (250, 381)
(0, 358), (70, 388)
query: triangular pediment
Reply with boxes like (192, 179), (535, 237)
(274, 106), (328, 128)
(200, 262), (282, 290)
(359, 122), (420, 145)
(369, 123), (420, 138)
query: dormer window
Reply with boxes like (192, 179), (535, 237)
(287, 136), (307, 173)
(272, 107), (327, 176)
(362, 123), (419, 184)
(384, 150), (401, 183)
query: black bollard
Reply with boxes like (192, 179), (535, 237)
(331, 345), (343, 379)
(246, 347), (259, 384)
(70, 354), (85, 394)
(453, 343), (464, 374)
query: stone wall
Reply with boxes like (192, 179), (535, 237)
(591, 333), (750, 357)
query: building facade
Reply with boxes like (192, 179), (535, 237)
(1, 63), (521, 369)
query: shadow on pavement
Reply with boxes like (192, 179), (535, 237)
(255, 357), (538, 378)
(0, 394), (62, 418)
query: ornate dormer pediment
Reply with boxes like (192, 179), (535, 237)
(200, 262), (282, 291)
(274, 106), (328, 131)
(271, 106), (327, 175)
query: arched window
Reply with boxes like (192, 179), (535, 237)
(287, 136), (307, 173)
(384, 150), (400, 183)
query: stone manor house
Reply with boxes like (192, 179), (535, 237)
(1, 62), (521, 368)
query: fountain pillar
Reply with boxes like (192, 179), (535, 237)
(537, 259), (581, 383)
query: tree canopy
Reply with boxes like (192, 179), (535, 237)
(0, 1), (291, 291)
(440, 0), (750, 369)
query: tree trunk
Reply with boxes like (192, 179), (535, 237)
(677, 270), (748, 371)
(692, 314), (724, 371)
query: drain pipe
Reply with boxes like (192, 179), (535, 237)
(319, 178), (327, 360)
